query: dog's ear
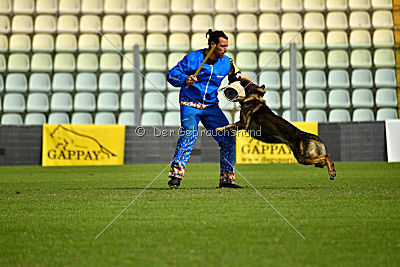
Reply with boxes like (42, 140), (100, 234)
(261, 85), (265, 89)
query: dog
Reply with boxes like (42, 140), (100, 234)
(217, 74), (336, 180)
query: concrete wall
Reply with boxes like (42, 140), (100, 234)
(0, 122), (387, 166)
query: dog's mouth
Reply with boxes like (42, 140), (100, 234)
(222, 81), (245, 102)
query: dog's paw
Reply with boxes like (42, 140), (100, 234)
(215, 127), (225, 132)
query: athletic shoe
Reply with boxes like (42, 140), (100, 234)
(218, 182), (244, 189)
(168, 177), (182, 189)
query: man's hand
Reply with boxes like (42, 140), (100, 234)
(185, 75), (198, 86)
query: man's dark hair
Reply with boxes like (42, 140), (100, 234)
(206, 29), (228, 47)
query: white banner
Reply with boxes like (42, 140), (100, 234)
(385, 119), (400, 162)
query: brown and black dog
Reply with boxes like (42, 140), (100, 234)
(217, 74), (336, 180)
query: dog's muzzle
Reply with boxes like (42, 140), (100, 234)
(222, 81), (245, 102)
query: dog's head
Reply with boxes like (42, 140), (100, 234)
(223, 73), (265, 102)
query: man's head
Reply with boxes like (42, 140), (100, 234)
(206, 29), (228, 58)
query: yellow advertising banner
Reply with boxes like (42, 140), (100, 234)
(42, 124), (125, 166)
(236, 122), (318, 164)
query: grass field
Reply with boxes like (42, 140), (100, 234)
(1, 162), (399, 266)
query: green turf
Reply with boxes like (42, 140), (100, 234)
(0, 162), (399, 266)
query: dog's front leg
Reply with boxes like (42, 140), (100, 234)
(215, 121), (243, 132)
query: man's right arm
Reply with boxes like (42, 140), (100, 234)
(166, 55), (190, 87)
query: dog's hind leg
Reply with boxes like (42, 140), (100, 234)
(298, 154), (336, 180)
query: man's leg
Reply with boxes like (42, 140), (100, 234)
(201, 105), (242, 188)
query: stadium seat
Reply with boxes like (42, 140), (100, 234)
(375, 88), (398, 107)
(241, 71), (257, 83)
(0, 55), (5, 72)
(281, 51), (303, 69)
(125, 15), (146, 33)
(50, 92), (73, 112)
(76, 73), (97, 92)
(259, 71), (280, 90)
(305, 90), (327, 108)
(169, 33), (190, 52)
(326, 0), (347, 10)
(48, 112), (70, 124)
(118, 112), (134, 126)
(304, 0), (325, 11)
(237, 14), (258, 32)
(264, 91), (281, 109)
(168, 53), (185, 70)
(171, 0), (192, 13)
(148, 0), (170, 13)
(144, 72), (167, 91)
(376, 108), (398, 120)
(12, 15), (33, 33)
(352, 69), (373, 88)
(166, 92), (180, 111)
(258, 51), (280, 70)
(352, 89), (374, 108)
(305, 109), (327, 122)
(126, 0), (147, 14)
(218, 93), (234, 111)
(281, 13), (303, 31)
(192, 15), (213, 33)
(29, 73), (51, 92)
(374, 49), (395, 68)
(120, 92), (135, 111)
(282, 110), (304, 122)
(282, 90), (304, 109)
(170, 15), (190, 33)
(3, 93), (25, 112)
(8, 54), (29, 72)
(104, 0), (125, 14)
(97, 92), (119, 112)
(6, 73), (27, 93)
(326, 12), (348, 30)
(0, 35), (7, 52)
(32, 34), (54, 52)
(101, 34), (122, 52)
(372, 10), (393, 28)
(0, 16), (10, 34)
(281, 31), (303, 49)
(351, 49), (372, 68)
(164, 111), (180, 126)
(259, 32), (280, 50)
(372, 0), (392, 9)
(236, 33), (258, 51)
(328, 70), (350, 88)
(80, 15), (101, 33)
(304, 31), (326, 49)
(193, 0), (213, 13)
(304, 12), (325, 30)
(0, 0), (11, 14)
(214, 14), (235, 32)
(81, 0), (103, 14)
(304, 50), (326, 69)
(102, 15), (123, 33)
(147, 15), (168, 33)
(122, 73), (143, 91)
(224, 32), (236, 50)
(259, 0), (281, 12)
(59, 0), (80, 14)
(349, 0), (371, 10)
(215, 0), (236, 13)
(282, 70), (303, 89)
(349, 11), (371, 29)
(143, 92), (165, 111)
(329, 109), (351, 122)
(124, 34), (145, 52)
(258, 13), (280, 31)
(100, 53), (121, 72)
(350, 30), (371, 48)
(145, 53), (167, 72)
(353, 108), (374, 121)
(373, 29), (394, 48)
(74, 92), (96, 112)
(27, 93), (49, 112)
(237, 0), (258, 12)
(141, 112), (163, 126)
(0, 75), (3, 92)
(71, 112), (93, 124)
(328, 89), (351, 108)
(236, 52), (257, 71)
(13, 0), (34, 14)
(52, 73), (74, 92)
(55, 34), (77, 52)
(326, 31), (349, 49)
(98, 73), (120, 92)
(1, 114), (23, 125)
(375, 68), (396, 87)
(305, 70), (326, 89)
(327, 50), (349, 69)
(146, 33), (167, 52)
(31, 53), (53, 72)
(78, 34), (99, 52)
(25, 113), (46, 125)
(123, 53), (144, 71)
(33, 15), (55, 34)
(77, 53), (98, 72)
(282, 0), (303, 11)
(57, 15), (79, 33)
(9, 34), (30, 52)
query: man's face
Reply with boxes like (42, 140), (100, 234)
(212, 37), (228, 58)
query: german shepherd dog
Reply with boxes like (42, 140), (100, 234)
(216, 74), (336, 180)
